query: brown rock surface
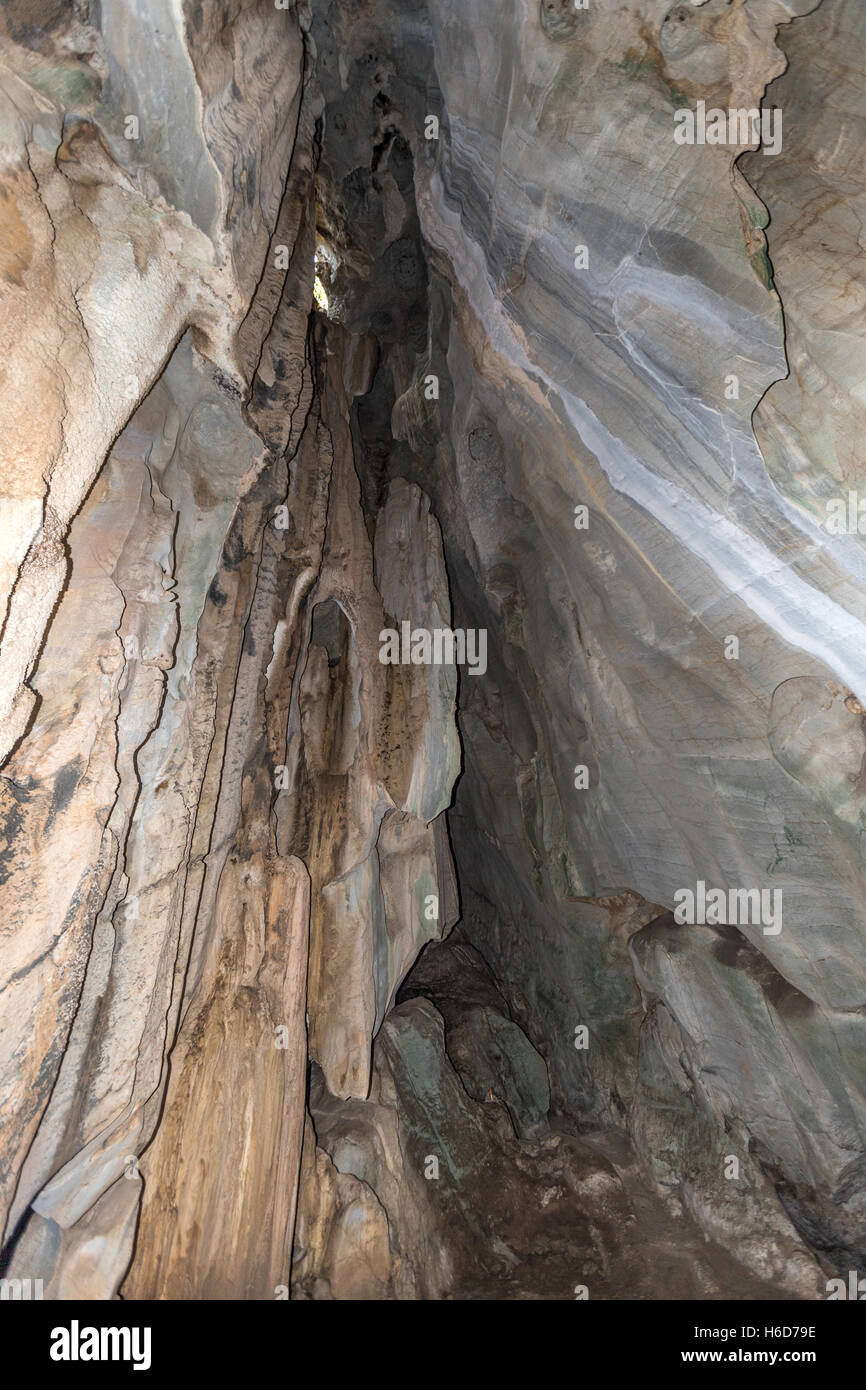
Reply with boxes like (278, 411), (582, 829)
(1, 0), (864, 1303)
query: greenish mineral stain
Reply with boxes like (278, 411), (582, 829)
(28, 64), (100, 109)
(616, 53), (688, 109)
(744, 199), (770, 232)
(750, 246), (775, 292)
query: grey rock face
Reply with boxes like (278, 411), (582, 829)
(0, 0), (864, 1301)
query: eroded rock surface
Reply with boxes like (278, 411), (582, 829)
(1, 0), (864, 1301)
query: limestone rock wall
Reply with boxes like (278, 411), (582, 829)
(0, 0), (864, 1301)
(297, 0), (866, 1292)
(0, 0), (459, 1299)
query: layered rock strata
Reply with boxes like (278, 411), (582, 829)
(0, 0), (864, 1300)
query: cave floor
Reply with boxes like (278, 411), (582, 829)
(302, 933), (804, 1300)
(438, 1122), (792, 1302)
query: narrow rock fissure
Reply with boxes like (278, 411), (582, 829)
(287, 5), (831, 1299)
(1, 0), (863, 1306)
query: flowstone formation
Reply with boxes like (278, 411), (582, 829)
(0, 0), (864, 1301)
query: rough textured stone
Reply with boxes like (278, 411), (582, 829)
(1, 0), (865, 1302)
